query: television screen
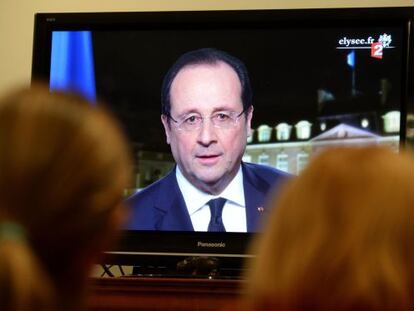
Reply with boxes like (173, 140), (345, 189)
(32, 8), (413, 269)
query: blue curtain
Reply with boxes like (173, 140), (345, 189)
(50, 31), (96, 102)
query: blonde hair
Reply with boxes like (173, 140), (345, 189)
(248, 146), (414, 310)
(0, 84), (131, 310)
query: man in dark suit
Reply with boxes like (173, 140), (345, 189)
(126, 48), (288, 232)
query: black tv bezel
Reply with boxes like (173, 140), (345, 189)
(32, 7), (414, 265)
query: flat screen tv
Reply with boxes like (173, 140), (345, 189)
(32, 7), (414, 275)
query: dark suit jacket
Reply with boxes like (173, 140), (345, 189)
(125, 162), (289, 232)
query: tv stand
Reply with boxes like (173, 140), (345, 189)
(130, 255), (246, 279)
(88, 276), (243, 310)
(103, 253), (247, 279)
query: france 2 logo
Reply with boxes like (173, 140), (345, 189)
(371, 33), (392, 59)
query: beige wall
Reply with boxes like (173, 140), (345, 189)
(1, 0), (414, 95)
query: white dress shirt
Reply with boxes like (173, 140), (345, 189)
(176, 166), (247, 232)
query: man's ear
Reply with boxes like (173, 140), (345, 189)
(246, 106), (254, 137)
(161, 114), (171, 144)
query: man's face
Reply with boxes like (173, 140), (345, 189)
(161, 62), (253, 194)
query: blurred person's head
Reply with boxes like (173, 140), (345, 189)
(0, 84), (131, 311)
(247, 146), (414, 311)
(160, 48), (253, 194)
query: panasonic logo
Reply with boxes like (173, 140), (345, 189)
(197, 241), (226, 248)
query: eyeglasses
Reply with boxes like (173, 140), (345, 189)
(168, 109), (246, 132)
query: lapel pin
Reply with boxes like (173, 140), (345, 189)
(257, 207), (264, 212)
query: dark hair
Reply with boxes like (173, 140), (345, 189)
(161, 48), (252, 116)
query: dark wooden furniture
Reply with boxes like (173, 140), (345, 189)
(88, 277), (244, 311)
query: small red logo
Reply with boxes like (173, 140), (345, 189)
(371, 42), (383, 59)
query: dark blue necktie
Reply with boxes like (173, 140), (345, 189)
(207, 197), (226, 232)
